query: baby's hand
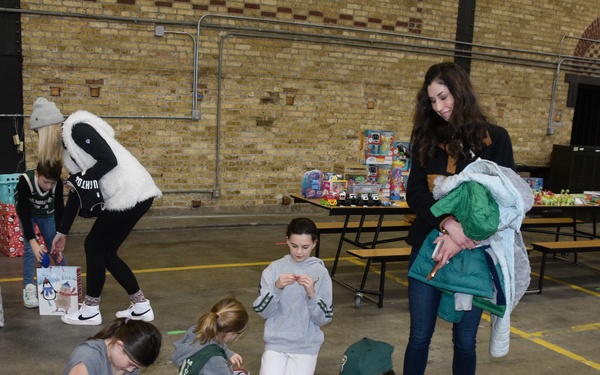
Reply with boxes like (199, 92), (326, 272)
(229, 353), (243, 368)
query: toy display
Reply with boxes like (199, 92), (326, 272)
(533, 189), (579, 206)
(299, 132), (412, 206)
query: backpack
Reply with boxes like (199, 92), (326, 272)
(178, 344), (227, 375)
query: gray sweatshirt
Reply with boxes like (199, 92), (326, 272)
(253, 255), (333, 355)
(171, 326), (235, 375)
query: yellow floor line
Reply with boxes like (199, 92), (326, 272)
(527, 322), (600, 338)
(347, 259), (600, 370)
(0, 257), (351, 283)
(2, 256), (600, 368)
(530, 271), (600, 297)
(479, 315), (600, 370)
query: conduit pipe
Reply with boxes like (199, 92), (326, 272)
(3, 8), (600, 194)
(201, 14), (600, 144)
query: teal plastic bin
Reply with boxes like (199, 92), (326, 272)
(0, 173), (21, 204)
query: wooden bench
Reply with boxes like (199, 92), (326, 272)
(527, 239), (600, 294)
(314, 220), (413, 258)
(521, 217), (584, 241)
(345, 247), (412, 308)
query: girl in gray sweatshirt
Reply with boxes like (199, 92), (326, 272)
(253, 218), (333, 375)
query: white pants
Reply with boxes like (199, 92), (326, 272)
(259, 350), (318, 375)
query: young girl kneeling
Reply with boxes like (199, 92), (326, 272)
(172, 296), (249, 374)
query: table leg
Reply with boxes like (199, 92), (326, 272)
(330, 215), (351, 277)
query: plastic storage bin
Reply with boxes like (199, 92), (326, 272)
(0, 174), (20, 204)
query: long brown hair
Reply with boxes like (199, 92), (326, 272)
(410, 62), (490, 167)
(92, 318), (162, 367)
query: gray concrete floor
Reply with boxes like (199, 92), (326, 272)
(1, 212), (600, 374)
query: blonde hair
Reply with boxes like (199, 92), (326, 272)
(36, 124), (63, 165)
(194, 296), (248, 345)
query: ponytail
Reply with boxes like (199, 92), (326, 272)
(194, 296), (248, 345)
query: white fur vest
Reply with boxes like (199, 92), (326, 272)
(62, 110), (162, 211)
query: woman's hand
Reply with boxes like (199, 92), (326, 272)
(51, 232), (67, 255)
(432, 235), (463, 266)
(443, 218), (478, 250)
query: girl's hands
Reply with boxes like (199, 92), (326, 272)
(275, 273), (297, 290)
(229, 353), (243, 369)
(275, 274), (316, 298)
(296, 274), (316, 298)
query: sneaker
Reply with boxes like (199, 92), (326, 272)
(23, 284), (39, 308)
(61, 303), (102, 325)
(116, 300), (154, 322)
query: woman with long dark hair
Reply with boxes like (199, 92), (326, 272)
(403, 62), (516, 375)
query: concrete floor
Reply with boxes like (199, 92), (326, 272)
(1, 211), (600, 374)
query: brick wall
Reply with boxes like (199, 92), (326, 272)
(16, 0), (600, 211)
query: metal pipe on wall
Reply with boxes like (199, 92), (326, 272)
(3, 7), (600, 198)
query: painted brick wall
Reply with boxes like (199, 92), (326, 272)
(16, 0), (600, 211)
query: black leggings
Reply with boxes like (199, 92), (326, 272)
(84, 198), (153, 298)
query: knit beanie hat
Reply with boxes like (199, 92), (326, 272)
(30, 97), (64, 130)
(340, 338), (394, 375)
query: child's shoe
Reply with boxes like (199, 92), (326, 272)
(61, 303), (102, 325)
(23, 284), (39, 308)
(116, 300), (154, 322)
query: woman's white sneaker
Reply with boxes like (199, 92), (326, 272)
(61, 303), (102, 325)
(116, 300), (154, 322)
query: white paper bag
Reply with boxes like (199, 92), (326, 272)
(36, 266), (82, 316)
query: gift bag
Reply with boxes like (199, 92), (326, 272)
(36, 266), (83, 316)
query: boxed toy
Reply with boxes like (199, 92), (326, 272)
(390, 166), (409, 201)
(393, 141), (411, 170)
(322, 176), (347, 198)
(360, 130), (394, 165)
(523, 177), (543, 191)
(367, 165), (391, 197)
(301, 170), (324, 199)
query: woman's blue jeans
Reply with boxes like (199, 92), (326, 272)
(403, 247), (483, 375)
(21, 216), (67, 287)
